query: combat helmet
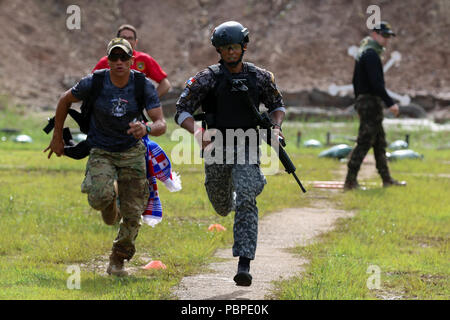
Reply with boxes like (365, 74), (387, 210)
(211, 21), (249, 48)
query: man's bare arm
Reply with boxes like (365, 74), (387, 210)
(157, 78), (171, 98)
(270, 110), (285, 127)
(146, 106), (167, 136)
(128, 105), (167, 139)
(270, 109), (286, 140)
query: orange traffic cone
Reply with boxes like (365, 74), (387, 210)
(142, 260), (167, 270)
(208, 224), (226, 232)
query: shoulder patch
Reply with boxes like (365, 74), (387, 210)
(186, 77), (196, 87)
(136, 61), (145, 71)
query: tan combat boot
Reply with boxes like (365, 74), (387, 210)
(106, 252), (128, 277)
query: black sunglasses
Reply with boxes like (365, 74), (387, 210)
(108, 52), (132, 62)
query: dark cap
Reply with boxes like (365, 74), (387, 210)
(373, 21), (396, 37)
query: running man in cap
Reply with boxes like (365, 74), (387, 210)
(45, 38), (166, 276)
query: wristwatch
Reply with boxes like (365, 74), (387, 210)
(145, 123), (152, 135)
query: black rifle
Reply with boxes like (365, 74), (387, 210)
(43, 109), (88, 135)
(43, 116), (55, 134)
(42, 109), (92, 160)
(231, 79), (307, 193)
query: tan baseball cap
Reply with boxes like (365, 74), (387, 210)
(107, 38), (133, 57)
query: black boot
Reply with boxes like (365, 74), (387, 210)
(383, 178), (407, 188)
(233, 257), (252, 286)
(344, 168), (360, 191)
(344, 180), (360, 191)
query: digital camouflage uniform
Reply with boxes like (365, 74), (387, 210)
(205, 156), (266, 260)
(175, 63), (285, 260)
(82, 141), (149, 260)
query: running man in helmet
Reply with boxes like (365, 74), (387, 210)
(174, 21), (286, 286)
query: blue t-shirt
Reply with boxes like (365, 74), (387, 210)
(71, 70), (160, 152)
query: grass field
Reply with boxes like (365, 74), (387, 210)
(0, 99), (449, 299)
(272, 151), (450, 300)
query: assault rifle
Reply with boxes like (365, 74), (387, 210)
(231, 78), (306, 193)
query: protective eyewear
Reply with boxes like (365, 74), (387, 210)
(219, 43), (242, 52)
(108, 52), (132, 62)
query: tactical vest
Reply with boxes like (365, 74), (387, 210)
(202, 62), (259, 130)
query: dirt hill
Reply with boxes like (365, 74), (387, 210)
(1, 0), (449, 111)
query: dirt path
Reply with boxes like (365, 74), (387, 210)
(174, 206), (353, 300)
(173, 155), (379, 300)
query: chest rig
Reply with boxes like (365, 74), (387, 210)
(202, 62), (259, 130)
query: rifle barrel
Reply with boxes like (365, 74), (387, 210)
(293, 172), (307, 193)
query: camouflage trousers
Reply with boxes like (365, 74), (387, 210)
(205, 163), (266, 260)
(81, 141), (149, 260)
(346, 95), (391, 183)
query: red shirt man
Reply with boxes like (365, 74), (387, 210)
(93, 24), (171, 98)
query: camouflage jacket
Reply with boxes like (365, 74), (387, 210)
(174, 62), (285, 125)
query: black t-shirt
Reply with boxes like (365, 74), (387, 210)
(352, 49), (394, 108)
(71, 70), (160, 152)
